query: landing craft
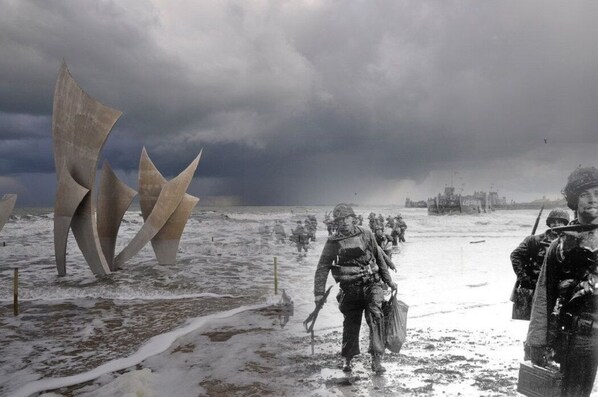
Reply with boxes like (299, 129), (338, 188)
(427, 186), (491, 215)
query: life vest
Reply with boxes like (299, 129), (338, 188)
(330, 229), (379, 284)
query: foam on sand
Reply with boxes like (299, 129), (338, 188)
(11, 303), (268, 397)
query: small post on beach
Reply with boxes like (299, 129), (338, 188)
(274, 256), (278, 295)
(13, 267), (18, 316)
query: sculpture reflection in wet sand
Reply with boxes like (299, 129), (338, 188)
(0, 194), (17, 234)
(52, 62), (201, 275)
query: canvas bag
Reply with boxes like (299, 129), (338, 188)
(383, 291), (409, 353)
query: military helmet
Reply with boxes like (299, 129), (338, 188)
(562, 166), (598, 210)
(546, 208), (570, 226)
(333, 203), (356, 220)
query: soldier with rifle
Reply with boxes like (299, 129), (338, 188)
(526, 166), (598, 396)
(312, 203), (397, 373)
(510, 206), (569, 362)
(511, 208), (570, 318)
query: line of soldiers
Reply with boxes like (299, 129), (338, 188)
(510, 166), (598, 397)
(368, 212), (407, 245)
(258, 220), (288, 245)
(258, 216), (318, 253)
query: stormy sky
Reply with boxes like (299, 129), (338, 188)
(1, 1), (598, 206)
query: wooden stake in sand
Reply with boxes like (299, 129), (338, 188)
(13, 268), (18, 316)
(274, 257), (278, 295)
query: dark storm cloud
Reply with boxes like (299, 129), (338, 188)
(1, 0), (598, 205)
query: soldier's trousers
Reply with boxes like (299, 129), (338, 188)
(337, 282), (385, 358)
(561, 332), (598, 397)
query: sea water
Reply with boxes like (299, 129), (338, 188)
(0, 206), (559, 395)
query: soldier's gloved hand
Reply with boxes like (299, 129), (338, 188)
(529, 346), (549, 367)
(314, 295), (324, 304)
(388, 281), (398, 291)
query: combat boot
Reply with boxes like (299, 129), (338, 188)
(371, 353), (386, 373)
(342, 357), (353, 372)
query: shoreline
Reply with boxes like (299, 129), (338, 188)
(38, 302), (534, 397)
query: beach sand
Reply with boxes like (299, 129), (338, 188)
(39, 299), (548, 397)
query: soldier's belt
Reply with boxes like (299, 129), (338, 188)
(338, 272), (380, 288)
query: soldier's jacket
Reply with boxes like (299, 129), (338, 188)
(510, 231), (555, 284)
(375, 233), (392, 251)
(305, 218), (317, 231)
(291, 225), (309, 243)
(393, 220), (407, 231)
(314, 226), (393, 296)
(527, 223), (598, 347)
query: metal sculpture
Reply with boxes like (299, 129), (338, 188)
(97, 161), (137, 270)
(52, 62), (201, 275)
(53, 62), (121, 275)
(113, 149), (201, 268)
(137, 148), (200, 265)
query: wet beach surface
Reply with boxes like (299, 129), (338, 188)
(45, 306), (524, 397)
(1, 207), (596, 396)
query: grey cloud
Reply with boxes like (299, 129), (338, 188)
(1, 0), (598, 206)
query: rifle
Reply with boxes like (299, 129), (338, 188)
(531, 204), (545, 235)
(551, 224), (598, 233)
(303, 285), (333, 354)
(304, 285), (333, 332)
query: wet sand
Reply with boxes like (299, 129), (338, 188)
(42, 302), (544, 397)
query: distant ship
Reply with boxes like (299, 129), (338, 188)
(411, 188), (567, 214)
(405, 198), (427, 208)
(491, 197), (567, 210)
(486, 190), (567, 210)
(427, 187), (491, 215)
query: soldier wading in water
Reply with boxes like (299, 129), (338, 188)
(526, 166), (598, 396)
(312, 203), (397, 373)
